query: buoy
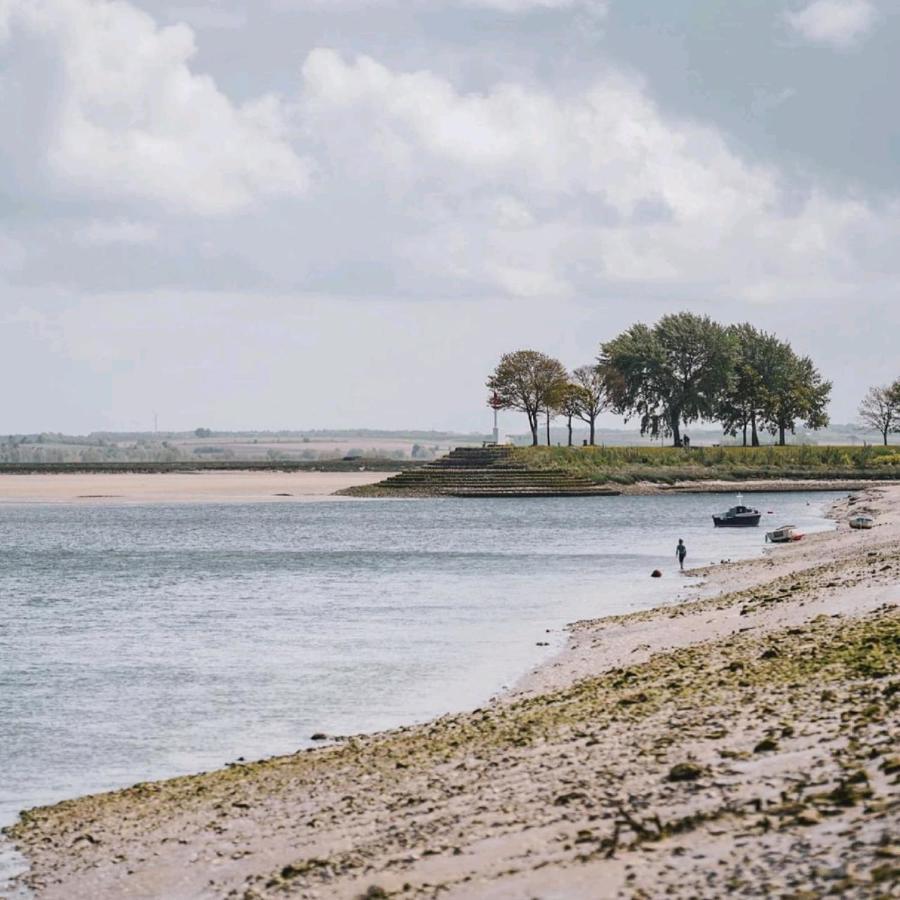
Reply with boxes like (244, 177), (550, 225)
(651, 569), (663, 578)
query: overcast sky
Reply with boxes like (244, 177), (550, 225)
(1, 0), (897, 434)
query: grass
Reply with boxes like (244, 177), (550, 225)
(513, 444), (900, 485)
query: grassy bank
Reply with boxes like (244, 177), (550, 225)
(515, 444), (900, 486)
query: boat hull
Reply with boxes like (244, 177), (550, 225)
(713, 515), (761, 527)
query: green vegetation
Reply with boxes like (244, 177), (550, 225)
(489, 311), (844, 449)
(514, 443), (900, 485)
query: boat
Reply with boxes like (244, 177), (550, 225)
(765, 524), (803, 543)
(849, 515), (874, 530)
(713, 495), (761, 528)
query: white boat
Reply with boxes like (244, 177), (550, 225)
(849, 515), (874, 530)
(765, 525), (803, 544)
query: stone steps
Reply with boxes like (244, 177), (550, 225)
(366, 446), (620, 498)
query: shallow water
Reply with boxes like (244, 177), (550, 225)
(0, 492), (841, 831)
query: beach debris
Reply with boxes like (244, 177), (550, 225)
(651, 569), (663, 578)
(666, 762), (703, 782)
(310, 733), (329, 741)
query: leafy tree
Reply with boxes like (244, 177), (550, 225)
(600, 313), (734, 447)
(487, 351), (569, 446)
(858, 381), (900, 446)
(571, 365), (606, 445)
(553, 383), (583, 447)
(718, 325), (785, 446)
(761, 348), (831, 445)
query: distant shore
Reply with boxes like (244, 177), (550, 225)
(7, 485), (899, 899)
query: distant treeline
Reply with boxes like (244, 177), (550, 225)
(487, 312), (888, 448)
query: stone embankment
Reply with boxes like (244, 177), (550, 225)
(340, 446), (620, 498)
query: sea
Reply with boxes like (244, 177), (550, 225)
(0, 491), (842, 878)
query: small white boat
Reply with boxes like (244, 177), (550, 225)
(849, 515), (874, 530)
(765, 525), (803, 544)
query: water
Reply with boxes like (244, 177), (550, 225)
(0, 492), (840, 832)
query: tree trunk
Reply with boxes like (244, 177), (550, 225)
(671, 415), (682, 448)
(546, 410), (551, 446)
(742, 422), (748, 447)
(884, 428), (889, 447)
(778, 422), (786, 446)
(751, 412), (759, 447)
(589, 417), (596, 446)
(529, 412), (538, 446)
(566, 416), (573, 447)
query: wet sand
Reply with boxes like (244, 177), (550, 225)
(0, 471), (390, 504)
(5, 486), (899, 899)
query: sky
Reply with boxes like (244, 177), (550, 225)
(0, 0), (898, 434)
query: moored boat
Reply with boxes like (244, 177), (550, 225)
(849, 514), (874, 530)
(713, 495), (761, 528)
(766, 524), (803, 543)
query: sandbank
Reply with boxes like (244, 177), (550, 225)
(0, 471), (390, 505)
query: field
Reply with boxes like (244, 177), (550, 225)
(515, 444), (900, 485)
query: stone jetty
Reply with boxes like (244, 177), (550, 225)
(342, 446), (621, 497)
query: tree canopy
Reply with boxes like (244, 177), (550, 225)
(858, 381), (900, 446)
(599, 313), (734, 446)
(489, 312), (833, 447)
(571, 365), (606, 445)
(487, 350), (569, 446)
(760, 345), (831, 445)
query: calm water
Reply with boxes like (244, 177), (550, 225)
(0, 493), (841, 829)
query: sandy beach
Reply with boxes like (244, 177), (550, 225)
(5, 486), (899, 899)
(0, 471), (389, 505)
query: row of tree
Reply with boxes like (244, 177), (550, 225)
(487, 312), (839, 447)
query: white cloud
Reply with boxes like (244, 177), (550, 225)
(272, 0), (605, 10)
(785, 0), (877, 49)
(0, 0), (310, 215)
(298, 48), (899, 302)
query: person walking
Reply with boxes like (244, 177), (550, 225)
(676, 539), (687, 571)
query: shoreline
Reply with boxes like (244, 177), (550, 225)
(6, 486), (899, 899)
(341, 477), (893, 498)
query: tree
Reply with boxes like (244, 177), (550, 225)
(761, 348), (831, 445)
(718, 325), (784, 446)
(487, 351), (569, 446)
(600, 313), (734, 447)
(554, 383), (583, 447)
(858, 382), (900, 446)
(571, 365), (606, 445)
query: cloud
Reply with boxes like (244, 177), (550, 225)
(0, 0), (310, 215)
(784, 0), (877, 49)
(1, 0), (898, 314)
(298, 48), (899, 302)
(270, 0), (605, 10)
